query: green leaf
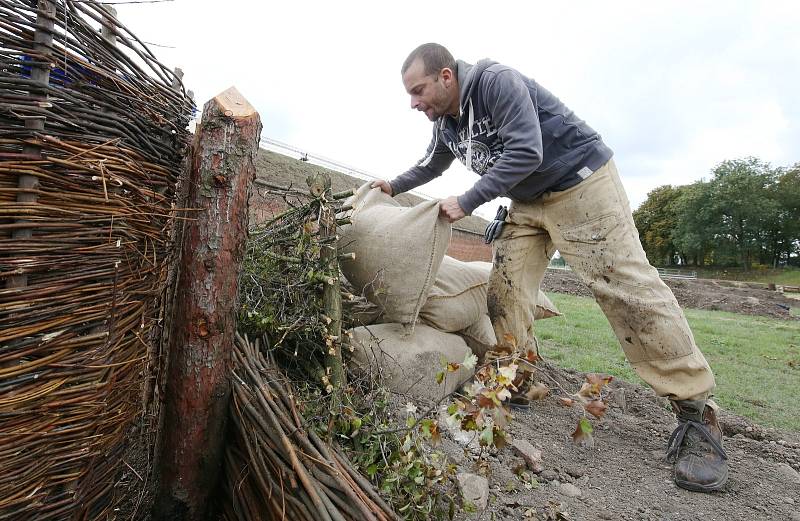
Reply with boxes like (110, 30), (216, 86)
(419, 419), (433, 438)
(479, 425), (494, 446)
(571, 417), (594, 445)
(435, 371), (445, 385)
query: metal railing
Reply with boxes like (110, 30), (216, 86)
(260, 137), (436, 201)
(259, 137), (492, 234)
(656, 268), (697, 279)
(546, 262), (697, 280)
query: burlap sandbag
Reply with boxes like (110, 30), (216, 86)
(419, 257), (561, 332)
(349, 323), (474, 402)
(339, 184), (451, 332)
(458, 314), (497, 360)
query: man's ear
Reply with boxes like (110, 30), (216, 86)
(440, 67), (454, 85)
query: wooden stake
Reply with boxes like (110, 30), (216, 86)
(309, 173), (346, 398)
(153, 87), (261, 521)
(7, 0), (55, 289)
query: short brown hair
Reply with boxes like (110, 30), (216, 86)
(402, 43), (456, 76)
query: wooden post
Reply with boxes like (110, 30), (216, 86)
(99, 5), (117, 46)
(153, 87), (261, 521)
(309, 174), (346, 395)
(7, 0), (54, 289)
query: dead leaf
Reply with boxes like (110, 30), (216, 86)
(585, 373), (613, 392)
(493, 428), (509, 449)
(575, 382), (595, 402)
(429, 422), (441, 446)
(446, 362), (461, 373)
(525, 382), (549, 401)
(557, 397), (574, 407)
(477, 393), (496, 409)
(584, 399), (608, 419)
(492, 407), (512, 430)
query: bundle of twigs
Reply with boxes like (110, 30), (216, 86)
(240, 177), (352, 384)
(223, 333), (398, 521)
(0, 1), (191, 518)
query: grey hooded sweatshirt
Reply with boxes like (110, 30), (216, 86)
(390, 59), (614, 215)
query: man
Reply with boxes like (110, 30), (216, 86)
(371, 43), (728, 493)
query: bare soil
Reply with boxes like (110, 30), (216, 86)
(428, 269), (800, 520)
(542, 269), (799, 320)
(437, 362), (800, 521)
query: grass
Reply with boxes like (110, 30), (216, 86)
(535, 293), (800, 431)
(684, 266), (800, 286)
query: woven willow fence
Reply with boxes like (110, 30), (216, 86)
(0, 1), (192, 519)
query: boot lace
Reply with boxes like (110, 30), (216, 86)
(665, 420), (728, 462)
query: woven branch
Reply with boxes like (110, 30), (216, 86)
(0, 1), (192, 518)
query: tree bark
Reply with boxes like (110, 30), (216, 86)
(154, 87), (261, 521)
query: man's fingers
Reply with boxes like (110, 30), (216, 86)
(371, 180), (393, 196)
(438, 196), (465, 223)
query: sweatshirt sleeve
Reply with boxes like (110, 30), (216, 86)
(457, 70), (543, 215)
(390, 125), (455, 196)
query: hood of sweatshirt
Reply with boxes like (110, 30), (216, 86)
(455, 59), (496, 116)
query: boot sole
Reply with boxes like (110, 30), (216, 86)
(674, 467), (729, 493)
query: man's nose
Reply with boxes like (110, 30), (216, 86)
(410, 96), (420, 110)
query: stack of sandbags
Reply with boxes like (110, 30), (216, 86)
(419, 256), (561, 358)
(340, 184), (561, 402)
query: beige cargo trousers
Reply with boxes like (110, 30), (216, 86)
(487, 159), (715, 402)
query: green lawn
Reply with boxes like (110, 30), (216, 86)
(535, 293), (800, 431)
(689, 266), (800, 286)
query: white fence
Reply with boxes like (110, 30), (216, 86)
(656, 268), (697, 279)
(547, 262), (697, 280)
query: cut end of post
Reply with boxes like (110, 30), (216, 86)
(212, 86), (256, 119)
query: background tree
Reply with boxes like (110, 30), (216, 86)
(772, 163), (800, 266)
(671, 180), (715, 266)
(633, 185), (684, 266)
(634, 157), (799, 269)
(707, 158), (777, 270)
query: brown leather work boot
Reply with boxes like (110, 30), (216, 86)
(666, 400), (728, 492)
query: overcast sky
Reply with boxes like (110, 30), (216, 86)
(117, 1), (799, 219)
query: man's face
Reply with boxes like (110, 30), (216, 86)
(402, 58), (456, 121)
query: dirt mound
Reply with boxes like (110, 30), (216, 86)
(434, 362), (800, 520)
(542, 269), (798, 320)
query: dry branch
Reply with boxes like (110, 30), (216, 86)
(222, 334), (397, 521)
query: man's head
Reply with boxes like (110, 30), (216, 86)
(401, 43), (459, 121)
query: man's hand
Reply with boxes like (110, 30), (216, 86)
(370, 180), (393, 196)
(439, 196), (466, 223)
